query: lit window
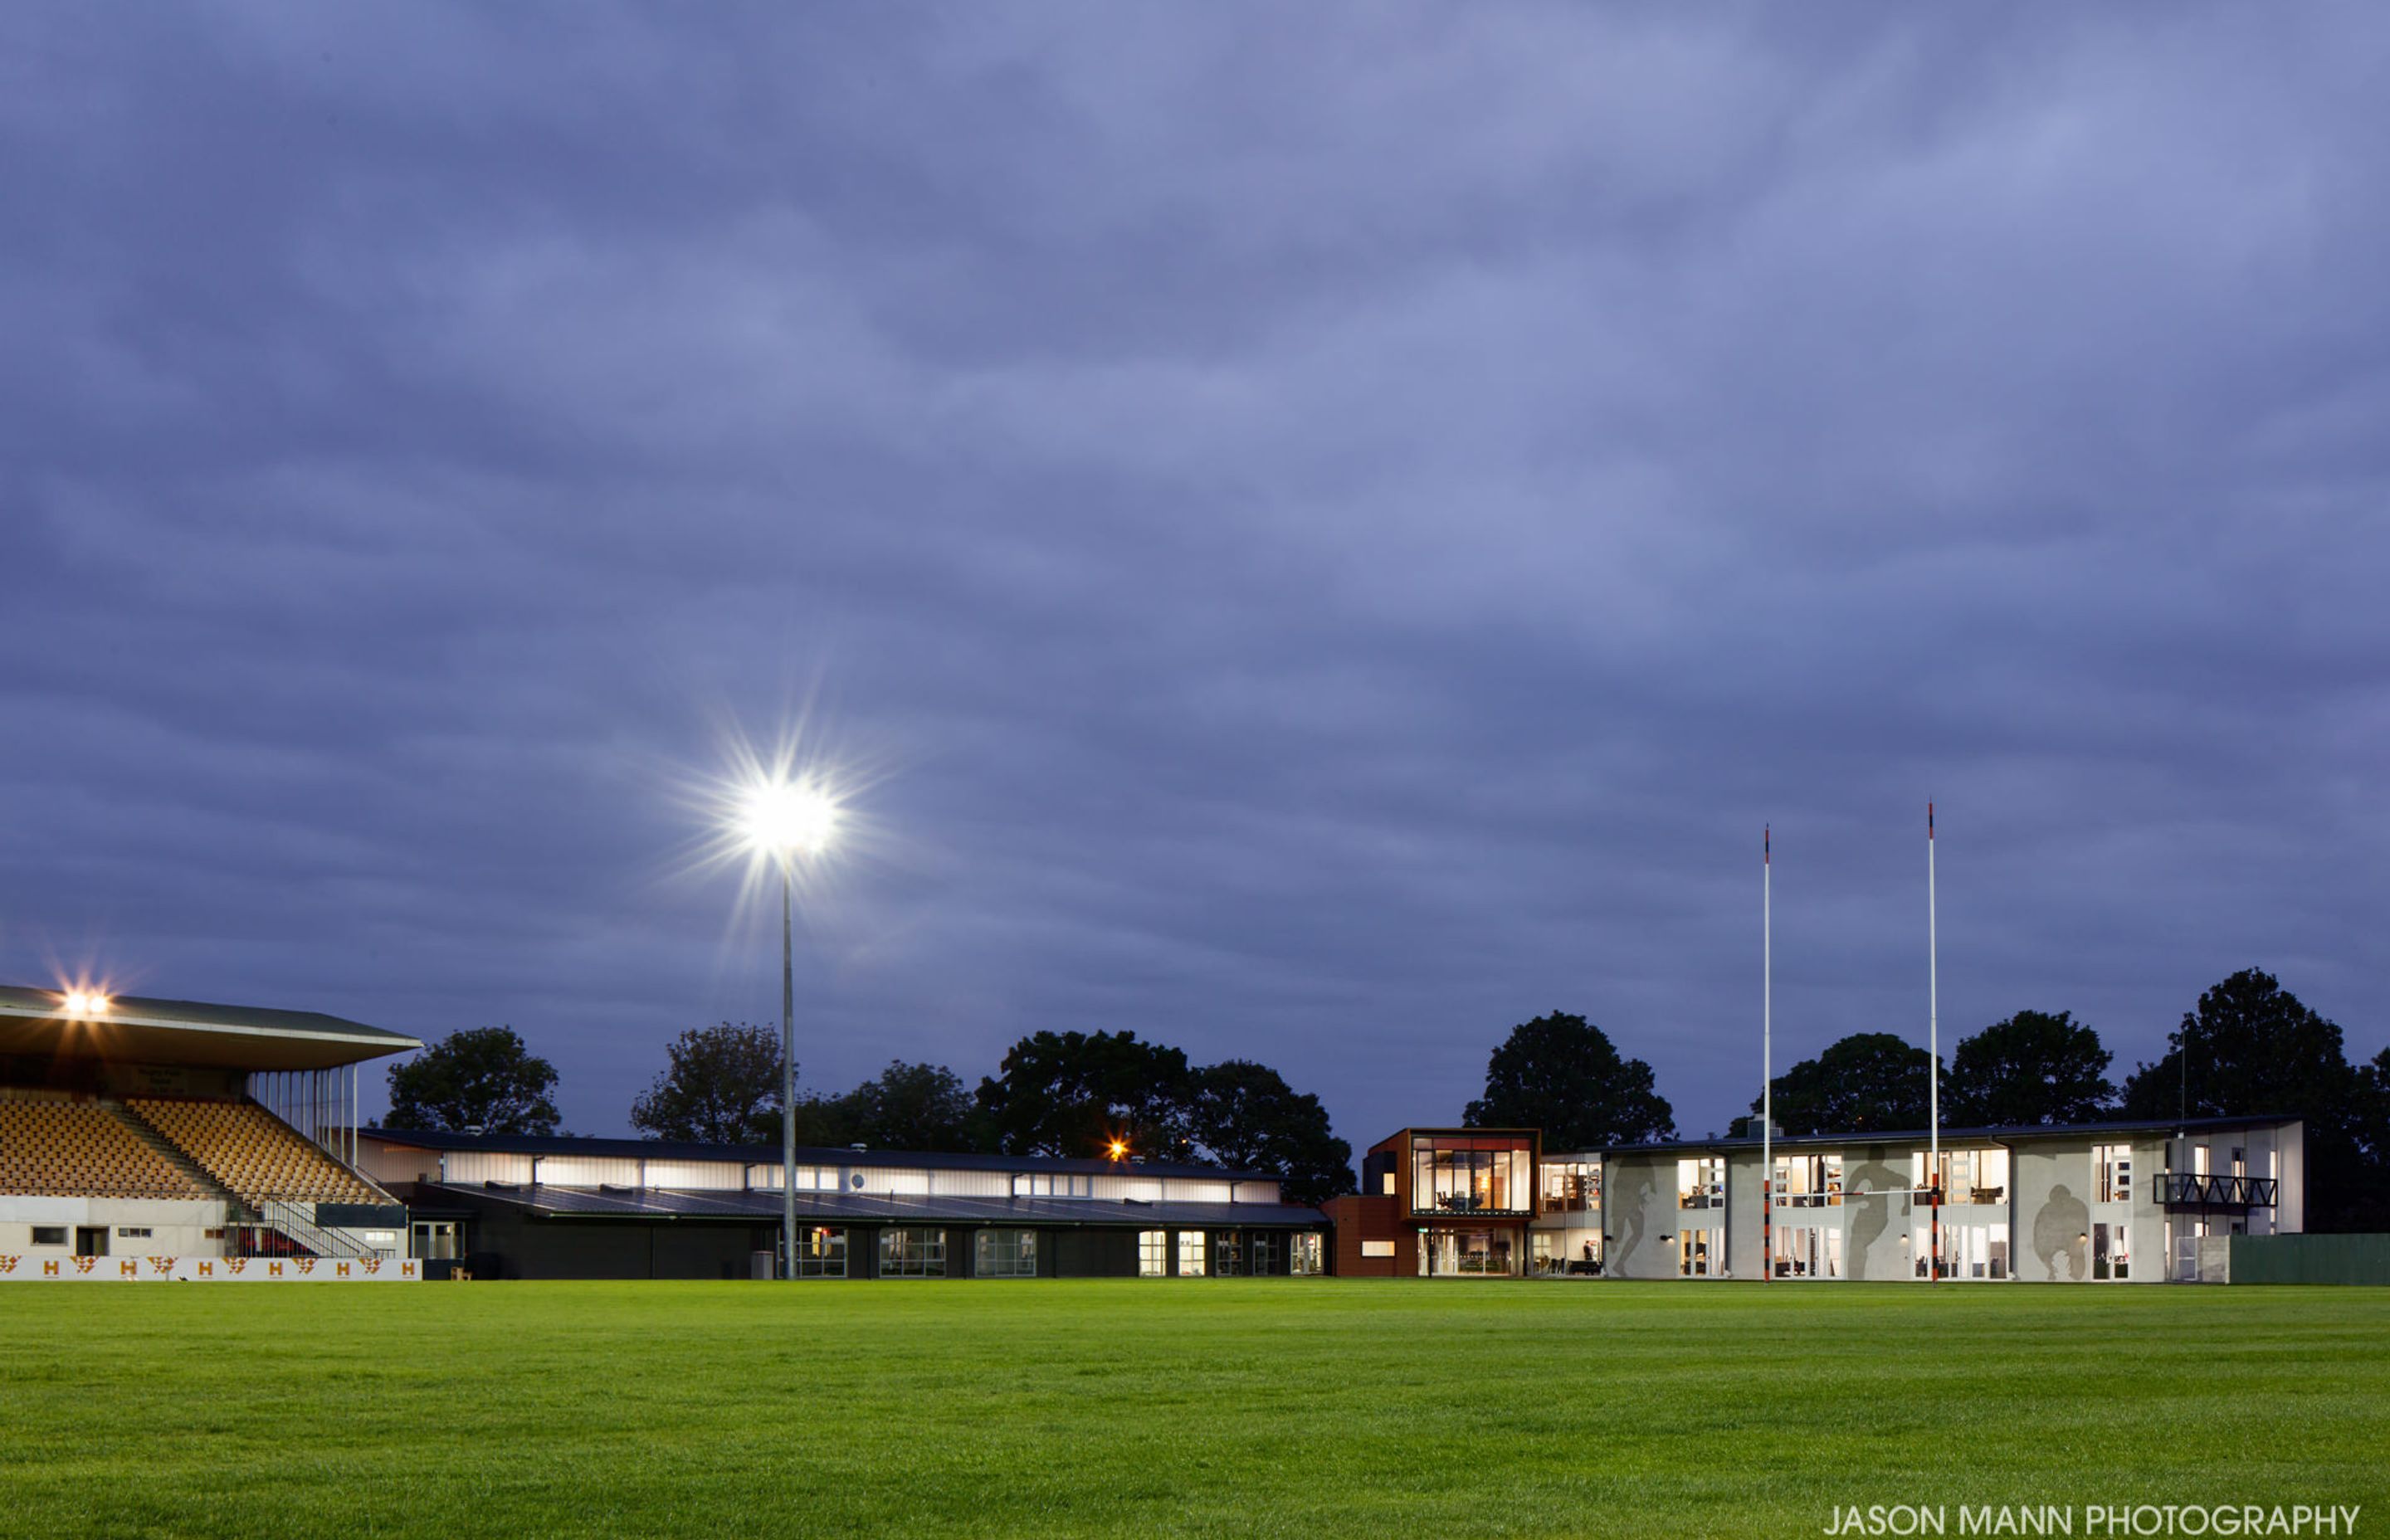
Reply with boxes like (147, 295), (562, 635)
(1677, 1158), (1724, 1209)
(797, 1226), (846, 1278)
(2093, 1144), (2133, 1205)
(1409, 1138), (1533, 1215)
(1359, 1239), (1395, 1259)
(974, 1229), (1036, 1279)
(1137, 1230), (1168, 1276)
(1177, 1231), (1207, 1275)
(878, 1227), (945, 1278)
(1290, 1233), (1325, 1275)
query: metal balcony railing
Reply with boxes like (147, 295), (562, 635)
(2153, 1172), (2277, 1208)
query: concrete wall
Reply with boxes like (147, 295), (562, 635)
(1602, 1153), (1679, 1279)
(0, 1195), (228, 1259)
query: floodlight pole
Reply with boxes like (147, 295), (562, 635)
(781, 860), (797, 1281)
(1928, 802), (1940, 1287)
(1762, 825), (1771, 1288)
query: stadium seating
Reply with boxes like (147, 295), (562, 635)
(124, 1098), (380, 1206)
(0, 1099), (211, 1200)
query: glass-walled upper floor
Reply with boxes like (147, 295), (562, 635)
(1410, 1135), (1534, 1216)
(1541, 1157), (1600, 1212)
(1913, 1148), (2009, 1204)
(1773, 1153), (1843, 1206)
(1679, 1157), (1724, 1209)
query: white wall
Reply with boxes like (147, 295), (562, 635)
(0, 1195), (230, 1258)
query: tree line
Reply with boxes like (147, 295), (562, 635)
(380, 963), (2383, 1230)
(1461, 968), (2390, 1232)
(384, 1024), (1359, 1206)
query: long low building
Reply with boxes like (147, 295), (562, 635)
(1325, 1114), (2303, 1283)
(357, 1128), (1330, 1280)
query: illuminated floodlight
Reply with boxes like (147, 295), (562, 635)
(737, 779), (839, 858)
(61, 990), (110, 1017)
(1107, 1138), (1129, 1162)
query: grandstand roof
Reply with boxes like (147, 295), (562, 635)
(0, 985), (421, 1071)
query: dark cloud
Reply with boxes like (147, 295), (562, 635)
(3, 4), (2384, 1146)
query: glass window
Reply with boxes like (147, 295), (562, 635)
(31, 1226), (66, 1247)
(797, 1226), (846, 1278)
(1358, 1239), (1395, 1259)
(2093, 1221), (2131, 1280)
(2094, 1144), (2133, 1204)
(1773, 1153), (1845, 1207)
(1771, 1225), (1843, 1279)
(1138, 1230), (1168, 1277)
(973, 1229), (1036, 1279)
(1677, 1157), (1724, 1209)
(1290, 1233), (1324, 1275)
(1250, 1232), (1280, 1275)
(1677, 1227), (1718, 1277)
(1212, 1231), (1243, 1276)
(1420, 1228), (1516, 1276)
(1409, 1137), (1533, 1214)
(878, 1227), (946, 1278)
(1911, 1148), (2007, 1204)
(1177, 1231), (1207, 1275)
(1011, 1172), (1092, 1197)
(1540, 1159), (1601, 1212)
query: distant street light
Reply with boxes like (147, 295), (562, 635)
(736, 777), (839, 1279)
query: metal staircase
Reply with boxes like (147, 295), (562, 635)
(110, 1098), (403, 1259)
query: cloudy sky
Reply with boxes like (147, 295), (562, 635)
(4, 5), (2384, 1149)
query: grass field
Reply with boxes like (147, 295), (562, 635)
(3, 1281), (2385, 1540)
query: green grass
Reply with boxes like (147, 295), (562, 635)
(2, 1281), (2384, 1539)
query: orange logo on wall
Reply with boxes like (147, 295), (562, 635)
(267, 1261), (284, 1277)
(42, 1260), (59, 1275)
(71, 1256), (97, 1274)
(195, 1261), (212, 1277)
(120, 1260), (139, 1276)
(225, 1259), (248, 1275)
(362, 1259), (383, 1275)
(0, 1256), (18, 1274)
(147, 1257), (177, 1272)
(295, 1258), (317, 1275)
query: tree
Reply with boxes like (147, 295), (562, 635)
(1756, 1032), (1939, 1136)
(2352, 1048), (2390, 1232)
(1944, 1011), (2116, 1126)
(2121, 967), (2374, 1231)
(385, 1026), (560, 1135)
(838, 1061), (991, 1153)
(1188, 1060), (1355, 1207)
(1463, 1011), (1675, 1148)
(631, 1022), (783, 1144)
(975, 1030), (1195, 1160)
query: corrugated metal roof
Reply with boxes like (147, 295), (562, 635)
(365, 1126), (1269, 1181)
(426, 1182), (1325, 1228)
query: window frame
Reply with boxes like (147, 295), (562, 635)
(877, 1226), (947, 1279)
(973, 1228), (1037, 1279)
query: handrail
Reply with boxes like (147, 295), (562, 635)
(2153, 1172), (2277, 1207)
(259, 1198), (396, 1260)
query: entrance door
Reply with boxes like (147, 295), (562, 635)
(75, 1226), (109, 1258)
(2092, 1221), (2131, 1281)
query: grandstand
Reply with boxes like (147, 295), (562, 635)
(0, 985), (421, 1270)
